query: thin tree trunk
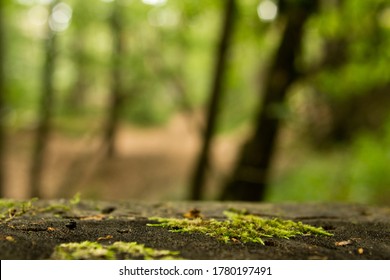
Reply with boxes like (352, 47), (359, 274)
(66, 31), (88, 110)
(103, 2), (126, 158)
(29, 3), (58, 198)
(65, 0), (94, 112)
(220, 1), (318, 201)
(189, 0), (236, 200)
(0, 2), (6, 197)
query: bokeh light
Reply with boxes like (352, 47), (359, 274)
(48, 2), (72, 32)
(257, 0), (278, 22)
(142, 0), (167, 6)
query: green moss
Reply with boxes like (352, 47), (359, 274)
(40, 203), (71, 213)
(69, 192), (81, 206)
(148, 210), (333, 245)
(52, 241), (113, 260)
(0, 198), (38, 222)
(52, 241), (182, 260)
(0, 194), (83, 223)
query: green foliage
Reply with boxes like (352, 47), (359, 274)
(268, 151), (352, 202)
(122, 89), (175, 126)
(52, 241), (182, 260)
(269, 119), (390, 205)
(148, 210), (332, 245)
(306, 0), (390, 100)
(348, 123), (390, 204)
(0, 2), (348, 121)
(4, 0), (389, 128)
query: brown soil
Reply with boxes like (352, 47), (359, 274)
(4, 114), (247, 201)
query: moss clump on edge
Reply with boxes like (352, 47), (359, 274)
(148, 210), (333, 245)
(0, 194), (87, 223)
(52, 241), (182, 260)
(0, 198), (38, 222)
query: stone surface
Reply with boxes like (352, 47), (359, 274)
(0, 200), (389, 259)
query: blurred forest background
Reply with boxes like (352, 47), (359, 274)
(0, 0), (389, 205)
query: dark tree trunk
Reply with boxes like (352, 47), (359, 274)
(0, 2), (6, 197)
(189, 0), (237, 200)
(29, 3), (58, 198)
(103, 2), (126, 158)
(220, 1), (318, 201)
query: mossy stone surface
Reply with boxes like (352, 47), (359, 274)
(0, 199), (389, 260)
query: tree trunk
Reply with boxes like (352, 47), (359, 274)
(29, 2), (58, 198)
(66, 31), (88, 111)
(0, 2), (6, 197)
(220, 1), (318, 201)
(189, 0), (237, 200)
(103, 2), (126, 158)
(65, 0), (93, 112)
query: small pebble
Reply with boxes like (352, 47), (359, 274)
(101, 206), (116, 214)
(65, 220), (77, 230)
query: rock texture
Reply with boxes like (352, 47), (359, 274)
(0, 200), (389, 259)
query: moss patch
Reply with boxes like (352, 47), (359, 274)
(0, 198), (38, 222)
(52, 241), (182, 260)
(0, 194), (84, 223)
(148, 210), (333, 245)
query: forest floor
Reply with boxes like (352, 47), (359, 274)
(4, 113), (251, 201)
(0, 200), (389, 260)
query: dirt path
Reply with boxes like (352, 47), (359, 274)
(4, 114), (246, 201)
